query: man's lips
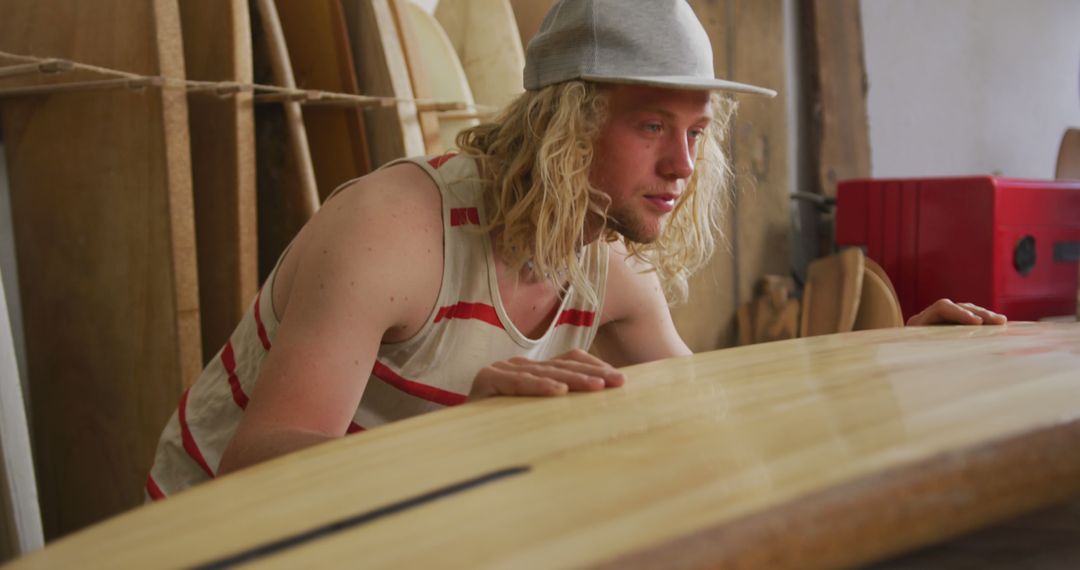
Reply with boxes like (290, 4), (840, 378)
(644, 193), (679, 212)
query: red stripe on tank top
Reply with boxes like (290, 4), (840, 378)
(179, 388), (215, 479)
(433, 301), (504, 329)
(347, 422), (366, 434)
(220, 341), (249, 409)
(428, 152), (456, 169)
(145, 473), (165, 501)
(371, 361), (467, 407)
(254, 290), (272, 350)
(449, 207), (480, 226)
(555, 309), (595, 327)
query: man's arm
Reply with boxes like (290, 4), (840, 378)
(591, 243), (692, 368)
(218, 165), (444, 475)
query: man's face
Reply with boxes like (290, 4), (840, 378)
(589, 84), (713, 244)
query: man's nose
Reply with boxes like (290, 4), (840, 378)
(659, 133), (695, 180)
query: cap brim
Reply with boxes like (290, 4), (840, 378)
(580, 73), (777, 97)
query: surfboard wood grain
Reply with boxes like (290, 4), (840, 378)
(6, 323), (1080, 567)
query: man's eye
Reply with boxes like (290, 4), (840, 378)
(689, 128), (706, 140)
(642, 123), (662, 133)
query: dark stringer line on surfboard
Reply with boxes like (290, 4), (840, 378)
(190, 465), (532, 569)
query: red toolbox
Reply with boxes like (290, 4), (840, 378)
(835, 176), (1080, 321)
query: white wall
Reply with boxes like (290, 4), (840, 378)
(861, 0), (1080, 179)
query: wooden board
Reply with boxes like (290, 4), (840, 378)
(0, 0), (201, 538)
(853, 265), (903, 330)
(803, 0), (872, 199)
(856, 257), (904, 330)
(341, 0), (425, 168)
(672, 0), (790, 351)
(801, 247), (864, 337)
(435, 0), (525, 109)
(404, 1), (479, 150)
(0, 265), (42, 561)
(274, 0), (373, 199)
(250, 0), (320, 280)
(1057, 127), (1080, 180)
(180, 0), (259, 365)
(6, 323), (1080, 568)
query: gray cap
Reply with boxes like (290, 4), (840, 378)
(523, 0), (777, 97)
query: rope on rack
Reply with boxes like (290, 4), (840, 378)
(0, 49), (497, 115)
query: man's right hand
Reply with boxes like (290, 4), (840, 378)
(469, 349), (625, 400)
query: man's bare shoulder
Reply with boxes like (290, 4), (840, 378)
(317, 162), (443, 244)
(273, 162), (445, 334)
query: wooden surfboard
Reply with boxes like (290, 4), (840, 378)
(341, 0), (425, 168)
(180, 0), (259, 365)
(274, 0), (373, 200)
(436, 0), (526, 109)
(0, 0), (201, 538)
(855, 257), (904, 330)
(403, 1), (479, 151)
(800, 247), (865, 337)
(7, 323), (1080, 568)
(251, 0), (321, 280)
(387, 0), (444, 154)
(1057, 127), (1080, 180)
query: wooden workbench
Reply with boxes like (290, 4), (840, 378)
(6, 323), (1080, 569)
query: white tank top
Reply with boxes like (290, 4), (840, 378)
(147, 153), (609, 498)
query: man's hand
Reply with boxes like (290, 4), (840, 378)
(469, 349), (626, 400)
(906, 298), (1007, 326)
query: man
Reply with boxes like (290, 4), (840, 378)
(147, 0), (1004, 499)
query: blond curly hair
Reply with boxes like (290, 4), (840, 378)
(456, 81), (736, 305)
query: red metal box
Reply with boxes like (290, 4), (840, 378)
(835, 176), (1080, 321)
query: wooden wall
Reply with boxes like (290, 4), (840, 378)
(672, 0), (792, 351)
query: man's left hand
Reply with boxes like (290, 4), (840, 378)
(906, 298), (1008, 326)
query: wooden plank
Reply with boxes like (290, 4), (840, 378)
(0, 0), (201, 538)
(5, 323), (1080, 568)
(801, 247), (864, 337)
(341, 0), (425, 168)
(180, 0), (258, 364)
(0, 265), (42, 561)
(803, 0), (871, 199)
(1056, 128), (1080, 180)
(274, 0), (374, 199)
(387, 0), (442, 154)
(435, 0), (525, 109)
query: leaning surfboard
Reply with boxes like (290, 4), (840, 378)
(5, 323), (1080, 567)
